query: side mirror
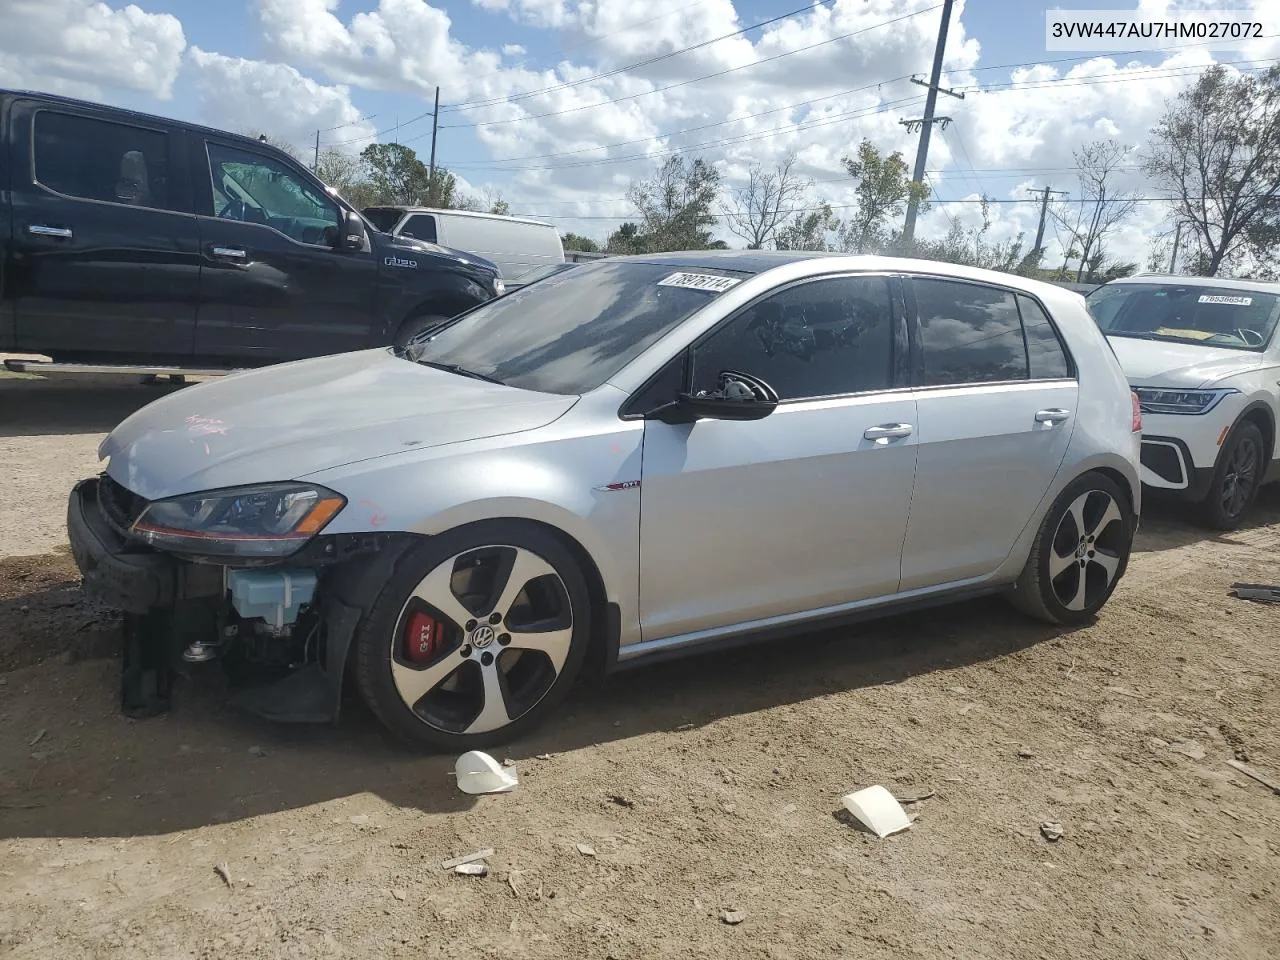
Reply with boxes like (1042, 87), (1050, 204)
(648, 370), (779, 424)
(333, 210), (365, 251)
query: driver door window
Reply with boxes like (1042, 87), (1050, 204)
(690, 276), (897, 400)
(203, 143), (339, 246)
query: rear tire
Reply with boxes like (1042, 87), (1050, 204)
(393, 313), (451, 350)
(1197, 420), (1264, 531)
(1009, 472), (1134, 625)
(353, 521), (593, 751)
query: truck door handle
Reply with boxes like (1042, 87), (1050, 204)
(864, 423), (914, 441)
(28, 224), (73, 239)
(1034, 408), (1072, 424)
(211, 246), (247, 261)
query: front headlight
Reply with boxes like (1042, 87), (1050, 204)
(1132, 387), (1237, 415)
(131, 482), (346, 559)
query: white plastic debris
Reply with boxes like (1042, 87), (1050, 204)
(841, 785), (912, 838)
(455, 751), (518, 795)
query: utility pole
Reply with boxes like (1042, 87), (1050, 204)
(1028, 185), (1069, 255)
(428, 86), (441, 205)
(901, 0), (962, 243)
(1170, 221), (1183, 273)
(313, 129), (320, 171)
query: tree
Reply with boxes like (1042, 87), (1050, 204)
(313, 149), (361, 194)
(774, 203), (837, 251)
(625, 154), (722, 252)
(360, 143), (431, 205)
(605, 221), (648, 255)
(913, 196), (1034, 273)
(1143, 64), (1280, 276)
(1051, 139), (1138, 282)
(721, 155), (811, 249)
(562, 233), (600, 253)
(837, 139), (929, 254)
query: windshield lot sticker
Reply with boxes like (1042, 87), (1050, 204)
(1198, 295), (1252, 305)
(657, 272), (742, 293)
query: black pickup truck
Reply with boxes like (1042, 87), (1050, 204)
(0, 90), (503, 376)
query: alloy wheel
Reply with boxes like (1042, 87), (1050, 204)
(390, 545), (573, 735)
(1220, 435), (1260, 520)
(1048, 490), (1126, 612)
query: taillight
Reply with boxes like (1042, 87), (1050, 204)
(1130, 391), (1143, 433)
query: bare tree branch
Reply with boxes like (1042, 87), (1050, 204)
(721, 155), (811, 249)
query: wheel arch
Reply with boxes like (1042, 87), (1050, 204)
(1233, 398), (1276, 465)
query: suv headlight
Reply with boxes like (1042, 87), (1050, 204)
(131, 482), (345, 559)
(1132, 386), (1237, 415)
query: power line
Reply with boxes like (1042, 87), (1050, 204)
(441, 0), (838, 114)
(428, 6), (943, 134)
(438, 58), (1278, 175)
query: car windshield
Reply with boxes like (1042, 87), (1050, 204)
(1086, 282), (1280, 351)
(409, 260), (753, 394)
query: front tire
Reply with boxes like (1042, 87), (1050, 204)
(353, 521), (593, 751)
(1198, 420), (1264, 530)
(1009, 472), (1134, 625)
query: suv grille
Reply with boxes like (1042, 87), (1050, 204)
(98, 474), (149, 535)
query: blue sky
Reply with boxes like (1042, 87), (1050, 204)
(2, 0), (1276, 258)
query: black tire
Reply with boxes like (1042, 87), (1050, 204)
(1009, 471), (1135, 625)
(392, 313), (451, 349)
(1197, 420), (1265, 531)
(353, 520), (594, 751)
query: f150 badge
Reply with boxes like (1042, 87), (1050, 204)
(384, 255), (418, 269)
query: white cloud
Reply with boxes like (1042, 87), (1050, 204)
(186, 49), (376, 154)
(83, 0), (1264, 265)
(0, 0), (186, 99)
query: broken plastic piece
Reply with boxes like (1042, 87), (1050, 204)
(455, 862), (489, 876)
(841, 785), (912, 838)
(455, 751), (518, 795)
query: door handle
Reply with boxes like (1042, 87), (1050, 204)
(28, 224), (73, 239)
(1034, 408), (1072, 424)
(211, 246), (247, 260)
(864, 423), (914, 441)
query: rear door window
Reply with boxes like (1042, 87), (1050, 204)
(34, 110), (173, 210)
(1017, 295), (1072, 379)
(913, 278), (1028, 386)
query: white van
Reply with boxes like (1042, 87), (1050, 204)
(363, 206), (564, 282)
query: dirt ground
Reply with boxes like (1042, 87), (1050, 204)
(1, 373), (1277, 960)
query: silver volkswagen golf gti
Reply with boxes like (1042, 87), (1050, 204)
(68, 252), (1142, 749)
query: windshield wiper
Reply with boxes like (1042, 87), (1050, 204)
(415, 359), (504, 384)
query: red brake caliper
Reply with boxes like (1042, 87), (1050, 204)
(403, 611), (443, 663)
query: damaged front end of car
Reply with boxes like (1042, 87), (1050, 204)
(68, 473), (417, 723)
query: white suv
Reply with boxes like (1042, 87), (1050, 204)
(1087, 274), (1280, 528)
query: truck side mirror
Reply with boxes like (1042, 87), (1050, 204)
(334, 210), (365, 251)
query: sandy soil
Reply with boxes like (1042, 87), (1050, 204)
(0, 375), (1277, 960)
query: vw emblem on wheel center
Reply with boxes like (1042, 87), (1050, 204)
(471, 624), (497, 648)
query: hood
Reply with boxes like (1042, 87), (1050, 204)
(1105, 335), (1263, 388)
(381, 234), (500, 276)
(100, 349), (577, 501)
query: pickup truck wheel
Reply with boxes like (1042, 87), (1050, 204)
(393, 313), (451, 349)
(353, 521), (593, 751)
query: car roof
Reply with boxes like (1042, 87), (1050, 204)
(369, 206), (557, 229)
(1, 88), (296, 158)
(612, 251), (1084, 301)
(1100, 273), (1280, 294)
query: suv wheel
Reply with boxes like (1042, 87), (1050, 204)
(1009, 472), (1134, 625)
(353, 521), (593, 751)
(1198, 420), (1264, 531)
